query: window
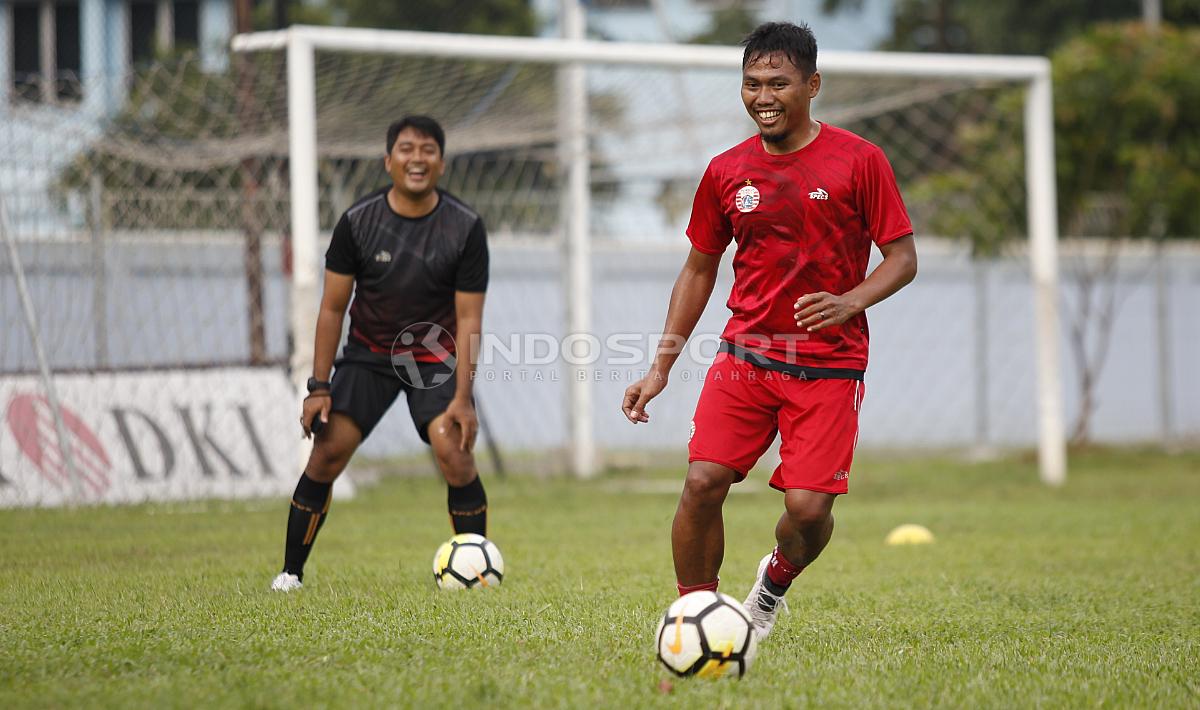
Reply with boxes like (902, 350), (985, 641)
(174, 0), (199, 48)
(130, 0), (203, 64)
(11, 3), (41, 101)
(55, 2), (80, 100)
(130, 1), (157, 65)
(9, 1), (81, 103)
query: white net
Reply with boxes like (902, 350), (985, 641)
(3, 41), (1196, 505)
(0, 52), (298, 507)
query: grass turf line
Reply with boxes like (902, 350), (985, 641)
(0, 449), (1197, 708)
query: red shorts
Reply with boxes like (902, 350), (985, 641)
(688, 352), (865, 494)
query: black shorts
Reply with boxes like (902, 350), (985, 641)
(329, 358), (458, 443)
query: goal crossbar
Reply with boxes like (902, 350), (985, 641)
(232, 25), (1049, 80)
(230, 26), (1066, 486)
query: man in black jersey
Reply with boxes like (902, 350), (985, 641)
(271, 115), (489, 592)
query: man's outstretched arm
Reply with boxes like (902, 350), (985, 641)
(622, 247), (723, 423)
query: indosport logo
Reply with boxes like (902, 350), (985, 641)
(391, 322), (457, 390)
(5, 394), (112, 496)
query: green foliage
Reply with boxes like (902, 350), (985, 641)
(908, 22), (1200, 251)
(823, 0), (1200, 55)
(53, 52), (290, 231)
(1, 449), (1197, 707)
(688, 3), (760, 45)
(900, 90), (1026, 256)
(1054, 22), (1200, 238)
(53, 50), (571, 234)
(333, 0), (537, 36)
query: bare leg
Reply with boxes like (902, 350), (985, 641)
(427, 413), (487, 535)
(671, 461), (738, 586)
(304, 413), (363, 483)
(774, 489), (836, 568)
(427, 412), (479, 487)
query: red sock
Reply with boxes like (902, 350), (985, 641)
(765, 547), (804, 588)
(677, 579), (719, 597)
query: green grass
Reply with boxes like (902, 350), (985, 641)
(2, 449), (1198, 708)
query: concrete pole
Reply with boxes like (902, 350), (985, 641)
(156, 0), (174, 55)
(1143, 0), (1162, 32)
(39, 0), (55, 103)
(80, 0), (106, 115)
(0, 4), (11, 110)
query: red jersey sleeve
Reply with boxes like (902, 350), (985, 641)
(856, 145), (913, 246)
(686, 163), (733, 255)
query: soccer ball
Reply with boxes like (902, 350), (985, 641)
(655, 591), (758, 679)
(432, 533), (504, 590)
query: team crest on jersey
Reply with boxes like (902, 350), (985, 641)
(735, 183), (761, 213)
(374, 250), (392, 263)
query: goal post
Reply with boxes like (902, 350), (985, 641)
(231, 25), (1066, 485)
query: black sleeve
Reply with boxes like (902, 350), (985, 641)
(324, 213), (358, 275)
(455, 217), (489, 292)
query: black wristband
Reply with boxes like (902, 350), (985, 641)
(307, 377), (332, 393)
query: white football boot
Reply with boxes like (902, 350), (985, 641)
(742, 554), (789, 641)
(270, 572), (303, 592)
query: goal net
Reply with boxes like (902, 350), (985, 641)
(0, 27), (1064, 506)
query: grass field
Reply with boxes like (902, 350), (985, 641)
(2, 449), (1198, 708)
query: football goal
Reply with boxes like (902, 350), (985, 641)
(230, 25), (1065, 484)
(0, 25), (1068, 508)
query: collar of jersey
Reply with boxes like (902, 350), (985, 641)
(753, 121), (826, 160)
(384, 188), (443, 221)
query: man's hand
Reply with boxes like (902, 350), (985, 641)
(623, 370), (668, 424)
(301, 393), (330, 439)
(794, 292), (862, 332)
(440, 397), (478, 452)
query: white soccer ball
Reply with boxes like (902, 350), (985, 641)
(654, 591), (758, 679)
(432, 533), (504, 590)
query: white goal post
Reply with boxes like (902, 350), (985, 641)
(231, 25), (1066, 485)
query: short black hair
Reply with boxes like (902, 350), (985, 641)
(386, 115), (445, 156)
(741, 21), (818, 77)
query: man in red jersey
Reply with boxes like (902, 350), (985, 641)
(622, 21), (917, 640)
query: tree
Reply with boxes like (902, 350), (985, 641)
(903, 22), (1200, 442)
(688, 2), (760, 45)
(821, 0), (1200, 55)
(332, 0), (537, 36)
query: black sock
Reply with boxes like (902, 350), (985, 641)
(282, 473), (332, 580)
(447, 476), (488, 536)
(763, 572), (790, 596)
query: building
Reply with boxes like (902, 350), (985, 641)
(1, 0), (233, 113)
(0, 1), (233, 231)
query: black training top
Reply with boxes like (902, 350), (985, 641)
(325, 186), (488, 362)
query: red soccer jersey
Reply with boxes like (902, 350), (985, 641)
(687, 123), (912, 371)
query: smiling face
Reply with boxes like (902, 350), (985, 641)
(741, 52), (821, 152)
(385, 127), (445, 198)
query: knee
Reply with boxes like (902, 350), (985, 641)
(436, 448), (476, 486)
(784, 497), (832, 531)
(682, 463), (735, 505)
(306, 441), (353, 482)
